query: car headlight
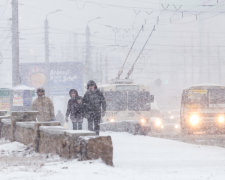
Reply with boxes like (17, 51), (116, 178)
(174, 124), (179, 129)
(109, 118), (115, 123)
(218, 116), (225, 124)
(189, 114), (200, 126)
(140, 118), (147, 125)
(154, 118), (162, 127)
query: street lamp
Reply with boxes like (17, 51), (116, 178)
(85, 17), (102, 83)
(45, 9), (62, 64)
(46, 9), (62, 19)
(44, 9), (62, 95)
(87, 16), (102, 24)
(103, 24), (119, 44)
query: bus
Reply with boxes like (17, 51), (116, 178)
(181, 85), (225, 134)
(100, 80), (156, 133)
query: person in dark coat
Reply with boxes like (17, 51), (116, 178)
(83, 80), (106, 135)
(65, 89), (83, 130)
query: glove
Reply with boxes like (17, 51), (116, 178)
(65, 117), (68, 122)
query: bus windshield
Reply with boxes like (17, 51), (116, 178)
(128, 91), (151, 111)
(209, 89), (225, 104)
(104, 91), (127, 111)
(185, 88), (225, 107)
(186, 90), (208, 107)
(104, 91), (151, 111)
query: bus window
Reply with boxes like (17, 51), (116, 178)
(209, 89), (225, 104)
(186, 90), (208, 107)
(104, 91), (127, 111)
(128, 91), (151, 111)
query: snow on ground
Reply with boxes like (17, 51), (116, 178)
(1, 132), (225, 180)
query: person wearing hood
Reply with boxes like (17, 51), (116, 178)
(65, 89), (83, 130)
(56, 110), (64, 125)
(32, 88), (55, 122)
(83, 80), (106, 135)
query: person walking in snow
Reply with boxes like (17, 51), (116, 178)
(56, 110), (65, 125)
(32, 88), (55, 122)
(65, 89), (83, 130)
(83, 80), (106, 135)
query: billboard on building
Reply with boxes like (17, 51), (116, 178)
(0, 88), (11, 111)
(20, 62), (84, 95)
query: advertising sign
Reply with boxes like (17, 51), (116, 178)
(0, 89), (10, 111)
(20, 62), (84, 95)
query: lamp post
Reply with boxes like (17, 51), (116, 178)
(44, 9), (62, 95)
(103, 24), (119, 44)
(85, 16), (102, 83)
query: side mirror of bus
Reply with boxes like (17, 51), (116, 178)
(150, 95), (154, 103)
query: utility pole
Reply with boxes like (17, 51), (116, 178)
(44, 19), (49, 64)
(44, 10), (62, 95)
(11, 0), (20, 86)
(206, 33), (210, 83)
(85, 25), (91, 82)
(0, 52), (3, 64)
(73, 33), (78, 61)
(104, 56), (108, 83)
(84, 17), (101, 82)
(217, 46), (222, 84)
(44, 18), (50, 94)
(198, 22), (204, 83)
(191, 33), (194, 84)
(183, 32), (187, 87)
(95, 51), (99, 82)
(99, 52), (103, 84)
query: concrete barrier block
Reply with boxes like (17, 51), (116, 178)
(0, 119), (11, 140)
(79, 136), (113, 166)
(0, 113), (114, 166)
(39, 126), (70, 158)
(38, 127), (96, 159)
(65, 130), (96, 159)
(15, 122), (36, 145)
(11, 111), (38, 122)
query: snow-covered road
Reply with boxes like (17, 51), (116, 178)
(1, 132), (225, 180)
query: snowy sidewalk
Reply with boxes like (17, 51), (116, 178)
(1, 132), (225, 180)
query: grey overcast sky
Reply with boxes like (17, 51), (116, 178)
(1, 0), (225, 91)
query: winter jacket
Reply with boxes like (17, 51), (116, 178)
(32, 96), (55, 122)
(66, 89), (83, 121)
(66, 96), (83, 120)
(83, 88), (106, 116)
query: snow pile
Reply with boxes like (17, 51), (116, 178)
(1, 132), (225, 179)
(0, 139), (61, 176)
(0, 141), (27, 156)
